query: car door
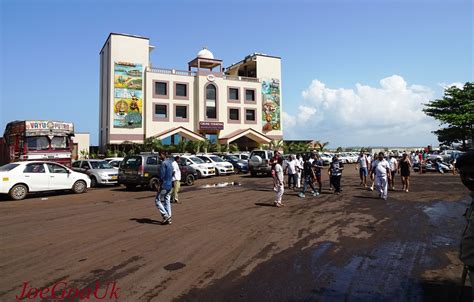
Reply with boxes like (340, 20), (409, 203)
(46, 163), (73, 190)
(22, 163), (49, 192)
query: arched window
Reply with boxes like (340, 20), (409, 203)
(206, 84), (217, 119)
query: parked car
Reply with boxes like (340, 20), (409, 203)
(248, 150), (274, 176)
(413, 159), (454, 173)
(118, 154), (161, 190)
(197, 154), (234, 176)
(108, 159), (124, 169)
(429, 150), (464, 162)
(0, 161), (90, 200)
(176, 157), (199, 186)
(71, 159), (118, 187)
(232, 153), (250, 161)
(319, 153), (333, 165)
(104, 157), (124, 162)
(180, 155), (216, 178)
(221, 154), (249, 173)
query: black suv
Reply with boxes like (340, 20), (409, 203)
(118, 154), (198, 190)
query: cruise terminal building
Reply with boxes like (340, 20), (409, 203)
(99, 33), (283, 151)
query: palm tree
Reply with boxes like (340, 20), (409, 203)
(191, 141), (202, 154)
(176, 139), (187, 153)
(270, 139), (284, 151)
(296, 142), (310, 152)
(319, 142), (330, 152)
(229, 143), (239, 152)
(202, 139), (211, 153)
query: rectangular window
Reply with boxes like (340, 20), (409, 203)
(176, 105), (187, 119)
(155, 104), (167, 118)
(229, 88), (239, 100)
(229, 109), (239, 120)
(175, 83), (187, 97)
(246, 109), (256, 121)
(154, 82), (167, 96)
(206, 107), (217, 119)
(245, 89), (255, 102)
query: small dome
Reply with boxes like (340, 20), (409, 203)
(197, 48), (214, 59)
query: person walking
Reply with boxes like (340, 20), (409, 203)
(296, 155), (303, 188)
(286, 155), (297, 189)
(171, 155), (181, 203)
(388, 154), (398, 190)
(155, 151), (174, 224)
(328, 155), (344, 194)
(313, 154), (324, 194)
(298, 155), (318, 198)
(371, 152), (391, 200)
(357, 151), (369, 188)
(274, 157), (285, 207)
(398, 153), (412, 192)
(368, 153), (377, 191)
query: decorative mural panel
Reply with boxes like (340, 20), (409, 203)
(113, 62), (143, 128)
(262, 78), (281, 131)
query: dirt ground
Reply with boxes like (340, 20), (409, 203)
(0, 164), (471, 301)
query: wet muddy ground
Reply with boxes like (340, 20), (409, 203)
(0, 165), (471, 301)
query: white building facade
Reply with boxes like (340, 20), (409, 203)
(99, 33), (283, 151)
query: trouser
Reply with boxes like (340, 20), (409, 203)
(172, 180), (181, 202)
(302, 175), (316, 194)
(296, 171), (302, 188)
(288, 173), (297, 188)
(375, 176), (388, 200)
(275, 184), (284, 204)
(331, 175), (341, 193)
(155, 188), (172, 219)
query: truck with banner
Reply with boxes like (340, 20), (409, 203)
(0, 120), (75, 167)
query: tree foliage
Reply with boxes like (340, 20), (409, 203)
(423, 82), (474, 149)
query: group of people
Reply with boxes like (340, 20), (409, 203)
(270, 150), (419, 206)
(356, 152), (413, 200)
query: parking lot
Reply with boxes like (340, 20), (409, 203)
(0, 165), (471, 301)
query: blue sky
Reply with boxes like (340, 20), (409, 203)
(1, 0), (472, 147)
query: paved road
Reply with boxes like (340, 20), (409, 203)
(0, 165), (470, 301)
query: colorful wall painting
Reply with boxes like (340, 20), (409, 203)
(262, 78), (281, 132)
(113, 62), (143, 128)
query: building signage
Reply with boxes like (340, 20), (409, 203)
(113, 62), (143, 128)
(262, 78), (281, 132)
(25, 121), (74, 132)
(199, 121), (224, 130)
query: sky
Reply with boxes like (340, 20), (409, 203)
(0, 0), (472, 148)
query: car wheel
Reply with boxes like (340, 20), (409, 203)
(149, 177), (160, 191)
(9, 184), (28, 200)
(197, 170), (202, 178)
(72, 180), (87, 194)
(185, 174), (195, 186)
(90, 176), (97, 188)
(216, 169), (220, 176)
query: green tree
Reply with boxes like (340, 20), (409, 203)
(229, 143), (239, 153)
(176, 139), (187, 153)
(336, 147), (343, 153)
(270, 139), (284, 151)
(202, 139), (211, 153)
(423, 82), (474, 150)
(190, 141), (202, 154)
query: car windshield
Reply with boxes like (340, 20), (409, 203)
(189, 157), (204, 164)
(90, 161), (112, 169)
(0, 163), (19, 171)
(227, 155), (239, 161)
(210, 156), (225, 162)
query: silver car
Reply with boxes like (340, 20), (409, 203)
(71, 160), (118, 187)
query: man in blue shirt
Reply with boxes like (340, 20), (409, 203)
(156, 151), (174, 224)
(328, 155), (344, 194)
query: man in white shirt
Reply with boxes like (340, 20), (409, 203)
(371, 152), (391, 200)
(286, 155), (297, 189)
(171, 156), (181, 203)
(274, 157), (285, 207)
(388, 154), (398, 190)
(357, 152), (369, 188)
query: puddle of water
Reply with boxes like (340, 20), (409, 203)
(199, 182), (242, 189)
(164, 262), (186, 271)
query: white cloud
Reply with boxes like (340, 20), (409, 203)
(438, 82), (464, 90)
(285, 75), (439, 147)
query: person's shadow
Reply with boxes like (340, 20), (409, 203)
(130, 218), (162, 225)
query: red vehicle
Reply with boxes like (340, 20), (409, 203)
(0, 120), (74, 167)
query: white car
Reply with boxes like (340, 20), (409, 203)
(107, 159), (124, 169)
(0, 161), (91, 200)
(319, 153), (333, 165)
(180, 155), (216, 178)
(197, 154), (234, 176)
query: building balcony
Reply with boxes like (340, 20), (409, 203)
(147, 67), (196, 77)
(147, 67), (260, 82)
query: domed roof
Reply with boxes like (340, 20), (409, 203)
(197, 47), (214, 59)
